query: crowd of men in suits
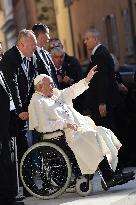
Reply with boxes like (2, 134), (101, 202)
(0, 24), (84, 204)
(0, 24), (132, 204)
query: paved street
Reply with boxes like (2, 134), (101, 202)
(23, 167), (136, 205)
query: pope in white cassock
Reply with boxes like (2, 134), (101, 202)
(28, 66), (134, 187)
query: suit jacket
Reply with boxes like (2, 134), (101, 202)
(34, 49), (59, 88)
(56, 53), (83, 112)
(83, 45), (121, 109)
(63, 53), (83, 82)
(0, 82), (10, 141)
(0, 46), (37, 115)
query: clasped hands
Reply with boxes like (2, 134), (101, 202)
(19, 112), (29, 120)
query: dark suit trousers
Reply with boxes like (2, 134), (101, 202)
(0, 85), (17, 203)
(90, 105), (116, 133)
(10, 110), (29, 186)
(0, 140), (17, 204)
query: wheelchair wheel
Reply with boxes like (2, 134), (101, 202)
(75, 176), (93, 196)
(20, 142), (72, 199)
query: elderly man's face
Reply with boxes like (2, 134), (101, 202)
(41, 77), (54, 97)
(52, 52), (64, 69)
(84, 32), (96, 51)
(21, 33), (37, 57)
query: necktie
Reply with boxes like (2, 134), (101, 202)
(40, 49), (51, 73)
(23, 57), (29, 69)
(23, 57), (29, 78)
(40, 49), (46, 61)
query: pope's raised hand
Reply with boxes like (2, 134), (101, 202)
(86, 65), (98, 82)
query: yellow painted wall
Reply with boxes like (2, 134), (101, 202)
(54, 0), (74, 55)
(0, 10), (6, 51)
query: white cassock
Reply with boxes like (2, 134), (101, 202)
(29, 79), (122, 174)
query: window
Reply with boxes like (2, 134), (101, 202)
(64, 0), (73, 7)
(103, 15), (120, 57)
(123, 9), (134, 55)
(110, 15), (120, 57)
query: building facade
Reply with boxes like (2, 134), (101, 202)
(0, 0), (6, 50)
(0, 0), (16, 49)
(0, 0), (58, 50)
(54, 0), (136, 64)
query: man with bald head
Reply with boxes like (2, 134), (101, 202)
(0, 29), (38, 197)
(83, 29), (121, 132)
(0, 29), (37, 119)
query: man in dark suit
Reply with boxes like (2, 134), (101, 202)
(0, 71), (24, 204)
(49, 38), (83, 113)
(32, 23), (59, 88)
(49, 38), (83, 87)
(83, 29), (121, 132)
(0, 29), (37, 197)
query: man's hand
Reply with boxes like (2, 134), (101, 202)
(67, 123), (78, 131)
(99, 104), (107, 117)
(18, 112), (29, 120)
(118, 83), (128, 95)
(63, 76), (74, 85)
(57, 74), (63, 82)
(86, 65), (98, 82)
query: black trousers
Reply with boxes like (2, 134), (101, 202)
(90, 105), (116, 133)
(10, 111), (28, 167)
(99, 156), (114, 181)
(10, 110), (29, 196)
(0, 140), (17, 204)
(0, 84), (17, 204)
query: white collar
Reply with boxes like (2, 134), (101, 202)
(16, 46), (31, 61)
(37, 46), (44, 53)
(16, 46), (25, 60)
(91, 44), (101, 55)
(35, 91), (46, 97)
(35, 91), (52, 98)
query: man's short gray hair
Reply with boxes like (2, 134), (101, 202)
(85, 28), (100, 39)
(16, 29), (35, 44)
(50, 47), (64, 56)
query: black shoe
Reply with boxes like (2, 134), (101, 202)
(13, 202), (25, 205)
(116, 169), (135, 178)
(114, 170), (135, 185)
(106, 174), (131, 188)
(15, 196), (25, 201)
(120, 171), (135, 178)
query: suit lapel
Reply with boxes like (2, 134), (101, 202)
(13, 46), (29, 80)
(13, 47), (36, 92)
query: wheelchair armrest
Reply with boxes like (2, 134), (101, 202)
(42, 130), (64, 140)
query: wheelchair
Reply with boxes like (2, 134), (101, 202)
(20, 130), (107, 199)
